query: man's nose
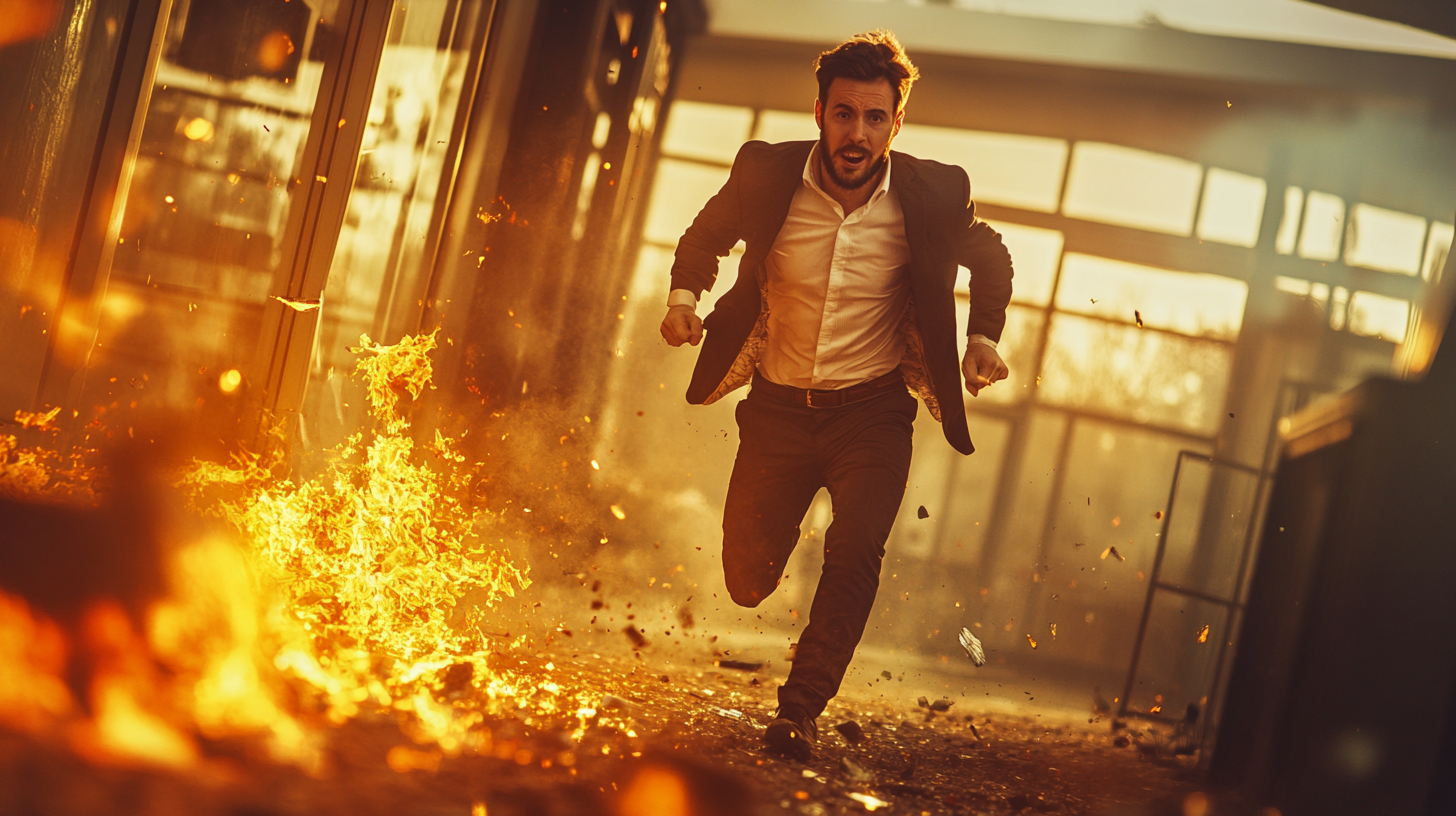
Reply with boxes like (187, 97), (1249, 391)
(847, 117), (869, 144)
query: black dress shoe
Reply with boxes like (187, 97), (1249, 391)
(763, 706), (817, 760)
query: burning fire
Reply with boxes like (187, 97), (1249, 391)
(1, 332), (594, 774)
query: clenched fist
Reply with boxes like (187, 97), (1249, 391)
(660, 304), (703, 347)
(962, 343), (1009, 397)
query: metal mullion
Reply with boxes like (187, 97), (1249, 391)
(404, 0), (499, 339)
(1049, 308), (1240, 347)
(1152, 580), (1239, 610)
(1039, 403), (1217, 448)
(36, 0), (175, 411)
(1117, 448), (1189, 718)
(249, 0), (396, 447)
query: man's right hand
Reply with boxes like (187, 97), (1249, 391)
(660, 304), (704, 347)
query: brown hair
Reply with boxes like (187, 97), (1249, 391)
(814, 31), (919, 115)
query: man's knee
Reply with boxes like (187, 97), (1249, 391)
(727, 584), (771, 608)
(722, 555), (782, 608)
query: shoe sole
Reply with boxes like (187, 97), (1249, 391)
(763, 720), (814, 761)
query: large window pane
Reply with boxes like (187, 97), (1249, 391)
(1344, 202), (1427, 275)
(1037, 420), (1211, 669)
(1196, 167), (1266, 248)
(642, 159), (729, 244)
(980, 220), (1062, 307)
(1054, 253), (1248, 341)
(1039, 314), (1234, 435)
(1298, 190), (1345, 261)
(82, 0), (340, 416)
(893, 124), (1068, 213)
(660, 101), (752, 164)
(936, 413), (1012, 565)
(1061, 142), (1202, 236)
(1347, 291), (1411, 343)
(752, 109), (817, 143)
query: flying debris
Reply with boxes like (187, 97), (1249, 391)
(715, 659), (763, 672)
(916, 505), (929, 519)
(1135, 310), (1144, 328)
(1101, 545), (1126, 562)
(1197, 624), (1210, 643)
(271, 295), (322, 312)
(834, 721), (865, 745)
(958, 627), (986, 667)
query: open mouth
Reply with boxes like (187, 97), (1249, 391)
(837, 150), (868, 170)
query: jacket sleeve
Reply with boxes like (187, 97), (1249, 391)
(668, 145), (749, 300)
(954, 170), (1015, 342)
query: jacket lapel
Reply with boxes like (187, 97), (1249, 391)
(741, 141), (815, 276)
(890, 152), (929, 277)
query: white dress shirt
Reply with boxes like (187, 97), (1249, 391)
(668, 144), (996, 390)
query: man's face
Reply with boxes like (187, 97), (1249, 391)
(814, 76), (902, 191)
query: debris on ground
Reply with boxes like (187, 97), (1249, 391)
(0, 648), (1200, 815)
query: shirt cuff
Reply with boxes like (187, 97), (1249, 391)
(667, 289), (699, 309)
(968, 334), (998, 350)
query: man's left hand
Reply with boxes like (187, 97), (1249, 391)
(962, 343), (1009, 397)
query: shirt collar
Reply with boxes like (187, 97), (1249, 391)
(804, 142), (893, 207)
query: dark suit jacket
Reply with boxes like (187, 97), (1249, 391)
(669, 140), (1014, 455)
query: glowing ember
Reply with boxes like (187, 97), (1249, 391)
(1197, 624), (1210, 643)
(0, 429), (96, 503)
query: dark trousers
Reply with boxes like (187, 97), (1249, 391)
(722, 380), (916, 719)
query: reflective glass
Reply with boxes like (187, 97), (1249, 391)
(1344, 202), (1426, 275)
(300, 0), (493, 448)
(660, 100), (752, 164)
(1196, 167), (1266, 248)
(979, 220), (1062, 307)
(1297, 190), (1345, 261)
(1039, 313), (1234, 435)
(1347, 290), (1410, 343)
(1061, 142), (1202, 236)
(935, 413), (1011, 565)
(642, 158), (729, 245)
(81, 0), (343, 416)
(752, 109), (817, 143)
(893, 124), (1068, 213)
(1054, 253), (1248, 341)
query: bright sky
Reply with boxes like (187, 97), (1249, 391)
(939, 0), (1456, 59)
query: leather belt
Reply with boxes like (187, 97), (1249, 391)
(751, 368), (906, 409)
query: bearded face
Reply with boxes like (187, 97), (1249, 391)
(815, 77), (900, 193)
